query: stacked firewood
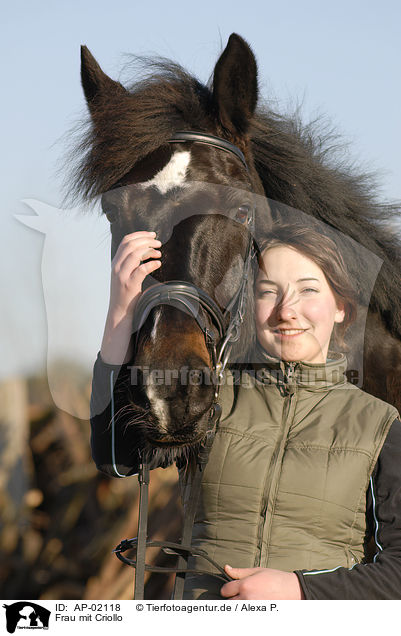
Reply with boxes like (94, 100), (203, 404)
(0, 372), (182, 600)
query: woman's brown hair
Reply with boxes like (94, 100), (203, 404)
(257, 224), (358, 349)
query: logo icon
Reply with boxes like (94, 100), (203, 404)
(3, 602), (51, 633)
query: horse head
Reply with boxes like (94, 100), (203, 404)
(79, 34), (271, 462)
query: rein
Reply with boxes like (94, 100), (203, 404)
(113, 131), (256, 599)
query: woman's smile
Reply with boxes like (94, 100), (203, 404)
(273, 327), (308, 337)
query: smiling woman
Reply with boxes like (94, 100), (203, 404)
(204, 223), (401, 601)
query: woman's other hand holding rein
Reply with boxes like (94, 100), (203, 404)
(220, 565), (305, 600)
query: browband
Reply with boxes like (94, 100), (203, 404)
(168, 131), (248, 171)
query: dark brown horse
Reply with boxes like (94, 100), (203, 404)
(67, 33), (401, 463)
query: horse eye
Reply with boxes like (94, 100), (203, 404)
(236, 204), (251, 224)
(103, 204), (119, 225)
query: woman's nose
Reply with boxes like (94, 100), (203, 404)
(274, 290), (298, 321)
(276, 303), (297, 321)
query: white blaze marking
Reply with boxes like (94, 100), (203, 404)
(150, 308), (161, 342)
(140, 150), (190, 432)
(146, 384), (169, 432)
(140, 151), (191, 194)
(147, 308), (169, 430)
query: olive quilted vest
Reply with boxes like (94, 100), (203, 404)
(179, 353), (398, 599)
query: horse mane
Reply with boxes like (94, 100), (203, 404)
(63, 55), (401, 336)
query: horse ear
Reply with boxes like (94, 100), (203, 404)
(212, 34), (258, 136)
(80, 45), (126, 112)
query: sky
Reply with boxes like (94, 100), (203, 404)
(2, 0), (400, 402)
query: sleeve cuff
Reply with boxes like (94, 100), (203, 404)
(90, 351), (131, 418)
(97, 350), (131, 371)
(294, 571), (311, 600)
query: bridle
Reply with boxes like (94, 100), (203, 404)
(113, 131), (257, 599)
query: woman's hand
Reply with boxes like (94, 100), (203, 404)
(220, 565), (305, 600)
(100, 231), (162, 365)
(108, 231), (162, 322)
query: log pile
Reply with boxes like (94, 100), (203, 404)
(0, 371), (183, 600)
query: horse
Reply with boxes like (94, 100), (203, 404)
(68, 33), (401, 467)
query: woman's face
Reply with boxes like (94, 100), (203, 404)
(255, 245), (345, 363)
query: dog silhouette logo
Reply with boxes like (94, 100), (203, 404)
(3, 602), (50, 633)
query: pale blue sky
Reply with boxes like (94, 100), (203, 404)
(2, 0), (400, 393)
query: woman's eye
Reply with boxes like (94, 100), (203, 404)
(301, 288), (319, 294)
(258, 289), (277, 296)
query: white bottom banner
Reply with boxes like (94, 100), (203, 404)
(1, 599), (400, 634)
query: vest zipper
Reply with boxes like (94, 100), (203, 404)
(254, 362), (298, 566)
(284, 362), (296, 387)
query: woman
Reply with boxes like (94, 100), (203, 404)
(90, 225), (401, 600)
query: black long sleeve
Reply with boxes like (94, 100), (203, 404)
(295, 419), (401, 599)
(90, 351), (145, 477)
